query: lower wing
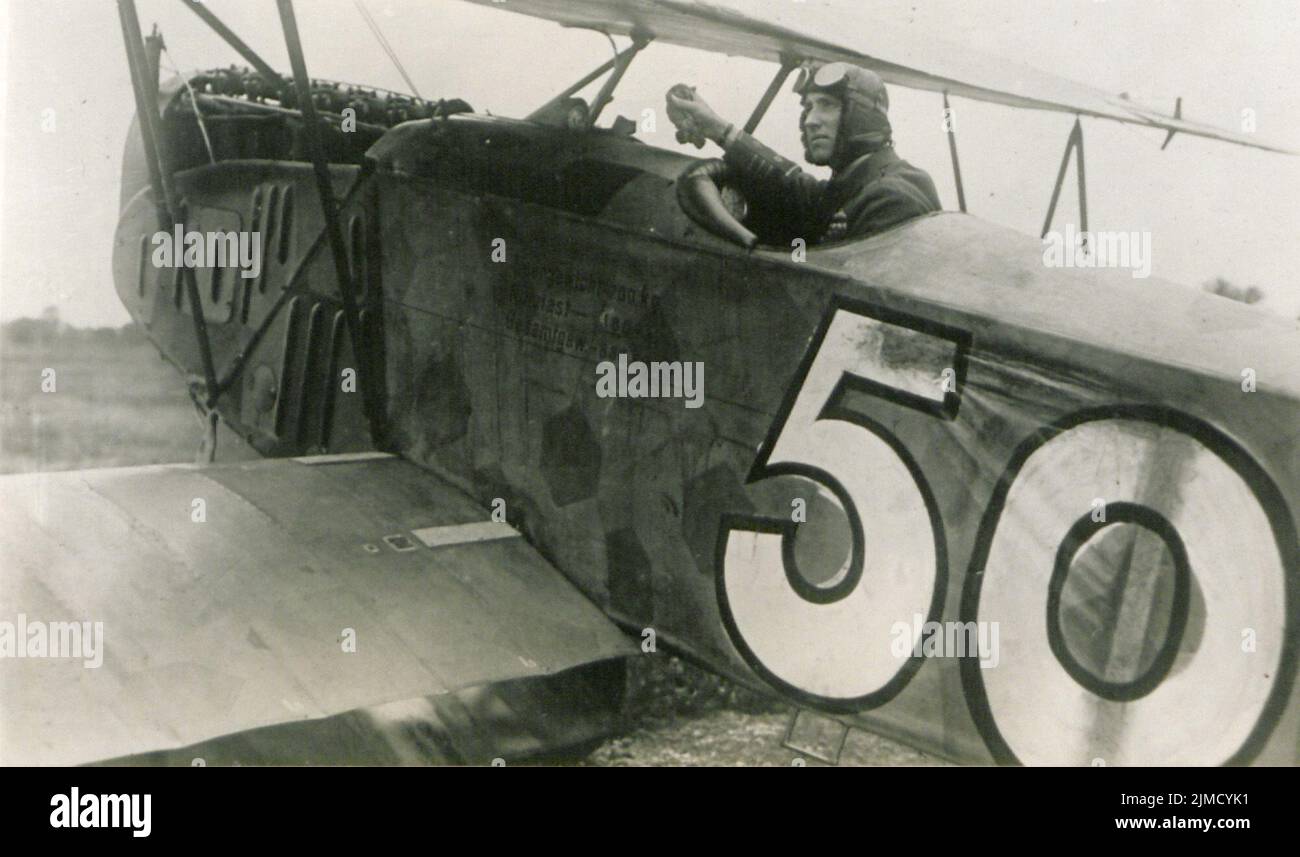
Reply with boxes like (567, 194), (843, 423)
(0, 452), (635, 765)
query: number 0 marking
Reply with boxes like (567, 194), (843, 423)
(961, 407), (1298, 765)
(716, 300), (969, 709)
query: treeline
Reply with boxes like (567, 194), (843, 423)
(1200, 278), (1300, 321)
(1202, 277), (1263, 306)
(0, 317), (149, 348)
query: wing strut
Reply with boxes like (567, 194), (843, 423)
(1040, 117), (1088, 240)
(744, 56), (797, 135)
(527, 52), (622, 122)
(117, 0), (221, 408)
(942, 91), (967, 214)
(275, 0), (389, 449)
(587, 33), (650, 129)
(1161, 97), (1183, 151)
(179, 0), (287, 99)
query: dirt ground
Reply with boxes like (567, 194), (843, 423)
(587, 709), (948, 766)
(584, 656), (949, 766)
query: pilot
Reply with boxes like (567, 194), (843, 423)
(666, 63), (941, 243)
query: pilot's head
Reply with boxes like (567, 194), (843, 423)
(794, 62), (892, 170)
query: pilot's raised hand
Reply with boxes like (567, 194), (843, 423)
(666, 84), (729, 148)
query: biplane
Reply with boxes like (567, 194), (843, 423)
(1, 0), (1296, 766)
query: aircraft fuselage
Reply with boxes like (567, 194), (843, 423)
(112, 92), (1300, 765)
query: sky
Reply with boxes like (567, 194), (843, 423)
(2, 0), (1299, 326)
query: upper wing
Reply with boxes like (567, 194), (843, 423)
(0, 453), (634, 765)
(456, 0), (1295, 154)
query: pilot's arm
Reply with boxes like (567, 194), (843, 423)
(718, 128), (832, 237)
(666, 88), (833, 240)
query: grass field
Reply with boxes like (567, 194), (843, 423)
(0, 327), (197, 474)
(0, 322), (944, 765)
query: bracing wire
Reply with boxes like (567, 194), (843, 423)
(161, 47), (217, 165)
(352, 0), (422, 99)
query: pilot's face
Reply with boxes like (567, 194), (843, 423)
(800, 93), (842, 166)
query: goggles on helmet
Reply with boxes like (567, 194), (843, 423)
(793, 61), (853, 94)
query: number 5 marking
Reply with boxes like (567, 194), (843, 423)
(717, 299), (970, 710)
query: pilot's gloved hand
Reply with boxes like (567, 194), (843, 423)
(666, 84), (729, 147)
